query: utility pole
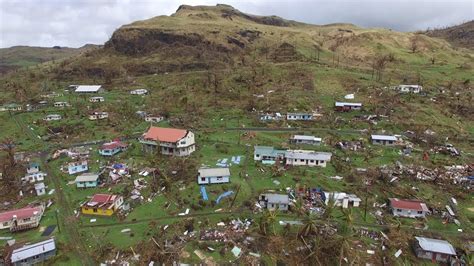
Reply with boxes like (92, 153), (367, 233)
(55, 209), (61, 233)
(229, 184), (241, 209)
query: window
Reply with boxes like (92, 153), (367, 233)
(3, 222), (8, 226)
(417, 211), (423, 214)
(300, 159), (304, 162)
(201, 177), (206, 182)
(310, 160), (314, 163)
(93, 208), (98, 213)
(396, 209), (402, 212)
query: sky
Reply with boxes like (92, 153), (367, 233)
(0, 0), (472, 48)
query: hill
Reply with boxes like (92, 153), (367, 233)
(0, 44), (100, 74)
(424, 20), (474, 49)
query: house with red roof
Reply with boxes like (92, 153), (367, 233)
(98, 140), (128, 156)
(0, 205), (44, 232)
(139, 126), (195, 156)
(81, 194), (123, 216)
(389, 198), (430, 218)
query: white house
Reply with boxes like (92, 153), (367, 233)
(72, 85), (103, 93)
(371, 135), (398, 146)
(197, 168), (230, 185)
(88, 111), (109, 120)
(259, 194), (289, 211)
(389, 198), (430, 218)
(290, 135), (322, 145)
(10, 238), (56, 265)
(89, 96), (104, 103)
(394, 85), (422, 94)
(140, 127), (196, 156)
(130, 89), (148, 95)
(0, 205), (44, 231)
(26, 162), (40, 174)
(43, 114), (62, 121)
(286, 113), (313, 121)
(324, 192), (361, 208)
(285, 150), (332, 167)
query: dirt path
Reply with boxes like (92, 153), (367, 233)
(12, 115), (95, 266)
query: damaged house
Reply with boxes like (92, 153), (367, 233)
(393, 84), (423, 94)
(68, 160), (88, 175)
(389, 198), (430, 218)
(371, 134), (398, 146)
(43, 114), (62, 121)
(81, 194), (123, 216)
(99, 140), (128, 156)
(286, 112), (314, 121)
(324, 192), (361, 208)
(334, 102), (362, 112)
(197, 167), (231, 185)
(259, 193), (289, 211)
(0, 205), (44, 232)
(290, 135), (322, 146)
(139, 126), (196, 156)
(88, 111), (109, 120)
(89, 96), (104, 103)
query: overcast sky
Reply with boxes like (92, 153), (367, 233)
(0, 0), (472, 48)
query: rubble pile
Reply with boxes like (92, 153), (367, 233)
(200, 218), (252, 242)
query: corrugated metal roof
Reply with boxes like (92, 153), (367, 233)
(75, 85), (102, 92)
(254, 146), (286, 157)
(371, 135), (397, 141)
(75, 173), (99, 182)
(415, 237), (456, 255)
(292, 135), (322, 142)
(285, 150), (332, 161)
(11, 238), (56, 262)
(198, 168), (230, 177)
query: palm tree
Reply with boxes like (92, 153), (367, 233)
(258, 209), (278, 235)
(298, 212), (318, 238)
(337, 207), (355, 265)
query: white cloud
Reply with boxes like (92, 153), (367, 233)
(0, 0), (472, 48)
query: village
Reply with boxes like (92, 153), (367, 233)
(0, 80), (472, 265)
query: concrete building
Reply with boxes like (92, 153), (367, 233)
(140, 127), (195, 156)
(75, 173), (99, 188)
(72, 85), (103, 93)
(285, 150), (332, 167)
(389, 198), (430, 218)
(197, 168), (231, 185)
(68, 160), (88, 175)
(371, 135), (398, 146)
(259, 194), (290, 211)
(290, 135), (322, 145)
(0, 205), (44, 232)
(286, 113), (313, 121)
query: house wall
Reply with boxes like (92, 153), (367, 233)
(286, 158), (327, 167)
(0, 215), (42, 231)
(415, 248), (450, 263)
(372, 139), (395, 146)
(198, 175), (230, 185)
(81, 206), (114, 216)
(24, 173), (45, 183)
(99, 148), (120, 156)
(291, 139), (320, 145)
(260, 201), (288, 211)
(391, 208), (426, 218)
(36, 188), (46, 196)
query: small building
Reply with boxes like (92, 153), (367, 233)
(43, 114), (62, 121)
(10, 238), (56, 266)
(286, 112), (313, 121)
(68, 160), (88, 175)
(371, 135), (397, 146)
(72, 85), (103, 93)
(34, 182), (46, 196)
(130, 89), (148, 95)
(259, 194), (289, 211)
(197, 168), (230, 185)
(81, 194), (123, 216)
(26, 163), (40, 174)
(324, 192), (361, 208)
(75, 173), (99, 188)
(334, 102), (362, 112)
(394, 85), (422, 94)
(145, 115), (164, 123)
(253, 146), (286, 163)
(23, 172), (47, 183)
(88, 111), (109, 120)
(290, 135), (322, 145)
(0, 205), (44, 232)
(389, 198), (430, 218)
(89, 96), (104, 103)
(285, 150), (332, 167)
(0, 103), (22, 112)
(99, 141), (128, 156)
(139, 127), (196, 156)
(413, 237), (456, 263)
(53, 101), (69, 108)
